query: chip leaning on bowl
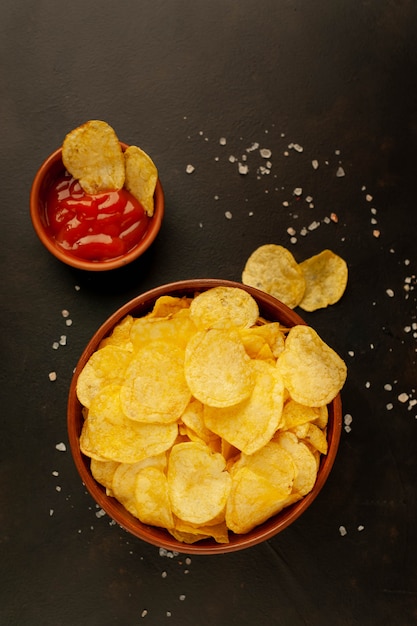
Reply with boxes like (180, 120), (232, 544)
(73, 285), (347, 547)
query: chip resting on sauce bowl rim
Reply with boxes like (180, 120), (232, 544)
(67, 279), (345, 554)
(29, 120), (164, 271)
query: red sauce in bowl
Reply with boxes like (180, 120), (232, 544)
(45, 172), (150, 262)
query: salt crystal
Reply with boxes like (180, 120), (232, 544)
(386, 403), (394, 410)
(384, 383), (393, 391)
(260, 148), (272, 159)
(287, 227), (296, 236)
(398, 392), (409, 403)
(336, 166), (345, 177)
(225, 211), (232, 219)
(308, 221), (320, 231)
(358, 525), (365, 532)
(238, 163), (249, 175)
(59, 335), (67, 345)
(293, 187), (302, 196)
(339, 526), (347, 536)
(179, 595), (186, 601)
(141, 609), (148, 617)
(386, 289), (394, 297)
(330, 212), (338, 223)
(186, 164), (195, 174)
(366, 194), (373, 202)
(312, 160), (319, 170)
(61, 309), (70, 318)
(74, 285), (80, 291)
(293, 143), (303, 152)
(52, 342), (59, 350)
(55, 442), (66, 452)
(49, 509), (54, 516)
(344, 414), (353, 426)
(49, 371), (57, 382)
(305, 195), (313, 203)
(228, 155), (236, 163)
(373, 230), (380, 238)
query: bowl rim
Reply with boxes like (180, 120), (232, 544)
(29, 144), (164, 271)
(67, 278), (343, 554)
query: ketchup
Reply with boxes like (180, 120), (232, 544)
(46, 172), (150, 262)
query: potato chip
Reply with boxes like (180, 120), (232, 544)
(76, 345), (133, 409)
(167, 441), (232, 525)
(120, 341), (191, 423)
(239, 322), (285, 360)
(231, 441), (296, 493)
(149, 295), (192, 318)
(282, 399), (323, 430)
(180, 398), (219, 445)
(124, 144), (158, 217)
(81, 383), (178, 463)
(242, 244), (306, 309)
(170, 518), (229, 544)
(135, 466), (174, 529)
(226, 467), (300, 534)
(299, 249), (348, 311)
(62, 120), (125, 194)
(99, 315), (134, 352)
(189, 286), (259, 330)
(184, 328), (254, 408)
(203, 360), (285, 454)
(290, 423), (328, 455)
(276, 325), (347, 406)
(130, 308), (197, 352)
(90, 458), (120, 495)
(274, 431), (318, 496)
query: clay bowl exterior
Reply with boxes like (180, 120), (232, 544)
(29, 143), (164, 271)
(67, 279), (343, 554)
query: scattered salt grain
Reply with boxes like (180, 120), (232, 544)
(219, 137), (226, 145)
(312, 160), (319, 170)
(55, 442), (66, 452)
(348, 350), (355, 357)
(373, 230), (380, 238)
(141, 609), (148, 618)
(330, 212), (338, 223)
(386, 403), (394, 410)
(366, 194), (373, 202)
(358, 525), (365, 532)
(49, 371), (57, 382)
(339, 526), (347, 536)
(49, 509), (54, 516)
(384, 383), (393, 391)
(386, 289), (394, 297)
(225, 211), (233, 220)
(74, 285), (80, 291)
(398, 392), (409, 403)
(336, 166), (345, 177)
(52, 342), (59, 350)
(186, 164), (195, 174)
(293, 187), (302, 196)
(308, 221), (320, 231)
(260, 148), (272, 159)
(238, 163), (249, 175)
(287, 227), (296, 236)
(95, 508), (106, 518)
(228, 155), (237, 163)
(61, 309), (70, 318)
(65, 319), (73, 326)
(179, 595), (186, 601)
(161, 571), (167, 578)
(59, 335), (67, 346)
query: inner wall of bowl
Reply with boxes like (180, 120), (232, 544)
(68, 280), (342, 553)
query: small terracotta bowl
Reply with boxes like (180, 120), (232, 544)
(67, 279), (343, 554)
(29, 143), (164, 271)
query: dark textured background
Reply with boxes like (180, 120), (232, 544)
(1, 1), (417, 624)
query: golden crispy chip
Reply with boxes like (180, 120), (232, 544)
(135, 466), (174, 529)
(290, 423), (328, 455)
(226, 467), (300, 534)
(276, 325), (347, 406)
(99, 315), (134, 352)
(81, 384), (178, 463)
(274, 431), (318, 496)
(130, 308), (197, 352)
(90, 458), (120, 495)
(167, 441), (232, 525)
(76, 345), (133, 409)
(299, 249), (348, 311)
(120, 341), (191, 423)
(170, 518), (229, 544)
(242, 244), (306, 309)
(231, 442), (296, 493)
(240, 322), (286, 360)
(180, 398), (219, 445)
(62, 120), (125, 193)
(124, 145), (158, 217)
(184, 329), (254, 407)
(189, 286), (259, 330)
(149, 295), (192, 318)
(203, 360), (285, 454)
(313, 404), (329, 429)
(282, 399), (323, 430)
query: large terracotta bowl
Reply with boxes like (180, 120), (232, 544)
(67, 279), (343, 554)
(29, 143), (164, 271)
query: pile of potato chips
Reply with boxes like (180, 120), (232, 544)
(62, 120), (158, 216)
(242, 244), (348, 311)
(76, 286), (346, 544)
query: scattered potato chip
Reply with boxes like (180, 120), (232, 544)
(276, 325), (347, 406)
(124, 144), (158, 217)
(62, 120), (125, 194)
(184, 329), (254, 407)
(189, 286), (259, 330)
(242, 244), (306, 309)
(299, 249), (348, 311)
(167, 441), (232, 525)
(76, 345), (133, 409)
(203, 360), (285, 454)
